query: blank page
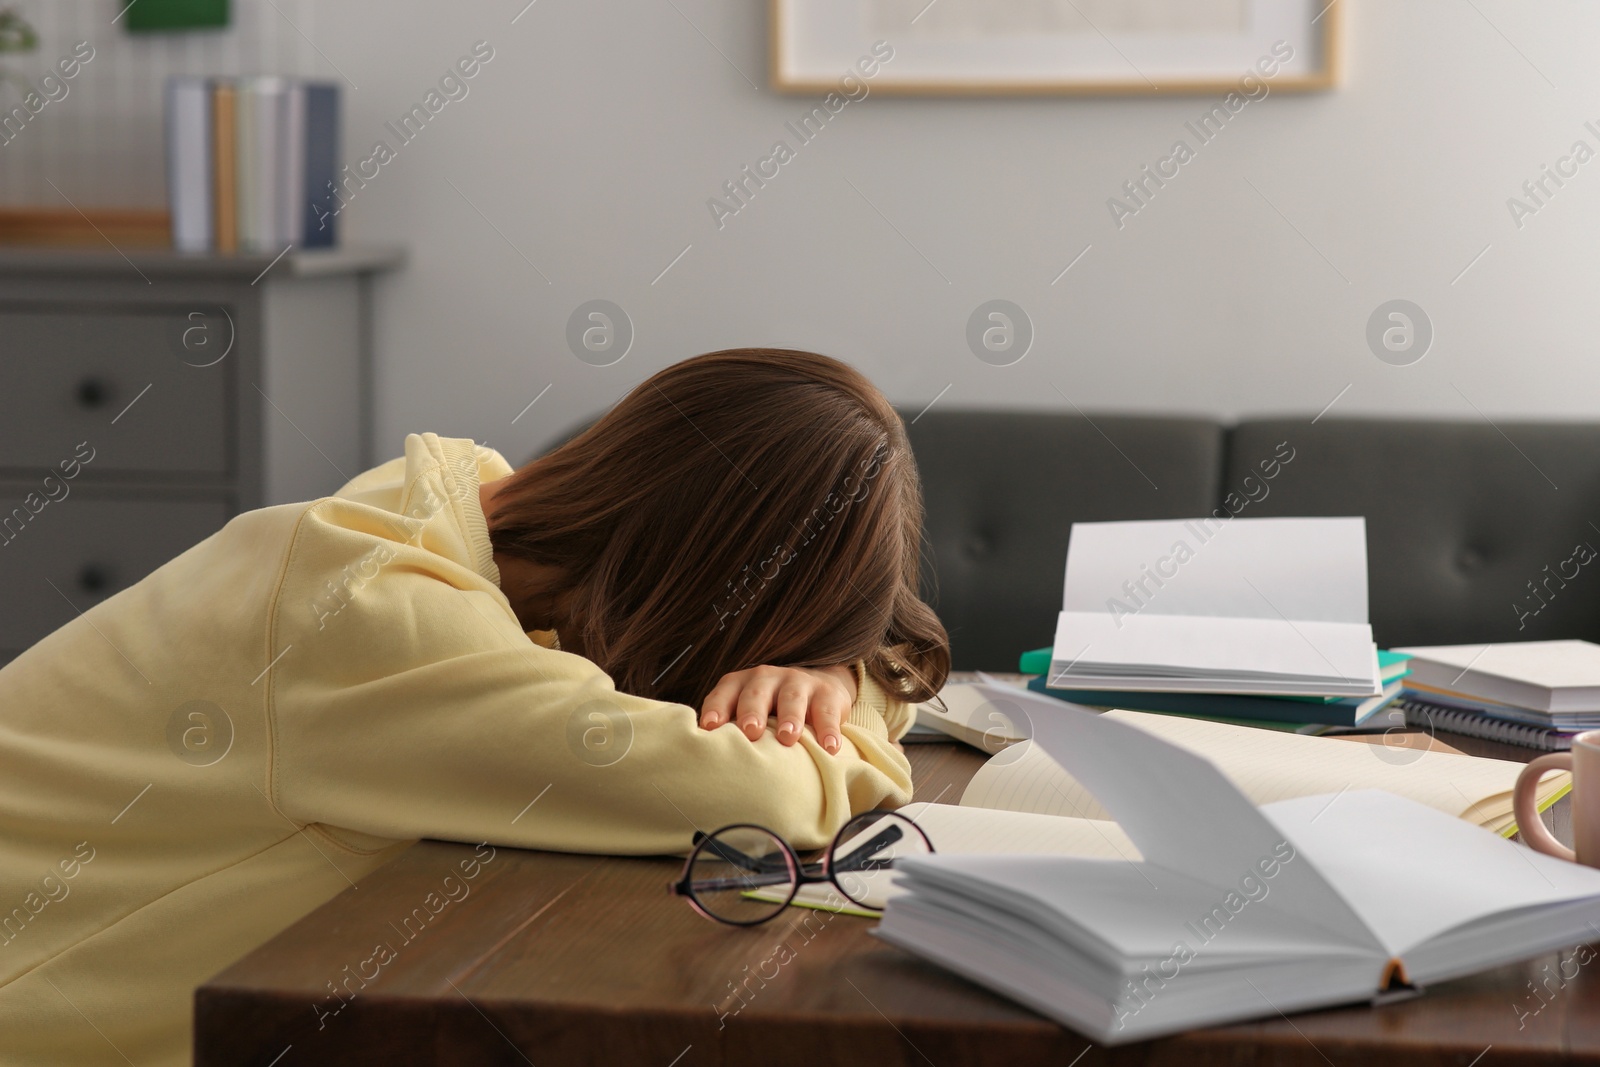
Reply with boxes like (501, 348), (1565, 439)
(1052, 612), (1376, 689)
(785, 802), (1141, 911)
(893, 852), (1369, 962)
(1263, 789), (1600, 957)
(1061, 517), (1369, 623)
(960, 685), (1376, 946)
(891, 802), (1138, 860)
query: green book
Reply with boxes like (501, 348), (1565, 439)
(1022, 675), (1404, 728)
(1017, 646), (1411, 690)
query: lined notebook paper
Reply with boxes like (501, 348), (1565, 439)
(961, 708), (1568, 837)
(776, 692), (1571, 917)
(785, 801), (1139, 913)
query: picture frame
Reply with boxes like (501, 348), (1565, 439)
(770, 0), (1343, 96)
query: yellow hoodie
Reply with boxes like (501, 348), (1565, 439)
(0, 434), (914, 1066)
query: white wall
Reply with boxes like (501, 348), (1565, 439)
(11, 1), (1600, 463)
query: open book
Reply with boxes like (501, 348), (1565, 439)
(918, 682), (1564, 836)
(873, 684), (1600, 1044)
(783, 683), (1569, 917)
(1052, 517), (1382, 696)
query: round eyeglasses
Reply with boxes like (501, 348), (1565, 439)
(669, 809), (933, 925)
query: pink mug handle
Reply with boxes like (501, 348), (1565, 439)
(1515, 753), (1576, 862)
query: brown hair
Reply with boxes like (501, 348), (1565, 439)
(486, 348), (949, 708)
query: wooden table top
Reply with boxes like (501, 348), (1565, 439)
(196, 730), (1596, 1067)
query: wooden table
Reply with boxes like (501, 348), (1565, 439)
(196, 732), (1594, 1066)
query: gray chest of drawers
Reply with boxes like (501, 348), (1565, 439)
(0, 245), (404, 663)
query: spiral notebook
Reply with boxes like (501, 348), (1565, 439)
(1400, 697), (1580, 752)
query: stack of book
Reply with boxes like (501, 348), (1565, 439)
(1394, 640), (1600, 751)
(164, 76), (341, 255)
(995, 517), (1402, 734)
(1016, 646), (1408, 731)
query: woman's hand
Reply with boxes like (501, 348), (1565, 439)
(699, 664), (858, 753)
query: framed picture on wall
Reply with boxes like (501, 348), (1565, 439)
(770, 0), (1343, 95)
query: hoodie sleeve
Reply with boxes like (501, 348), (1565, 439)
(265, 506), (914, 856)
(856, 662), (916, 743)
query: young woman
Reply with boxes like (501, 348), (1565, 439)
(0, 348), (948, 1065)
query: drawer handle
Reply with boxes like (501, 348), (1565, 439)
(75, 378), (113, 410)
(77, 564), (114, 594)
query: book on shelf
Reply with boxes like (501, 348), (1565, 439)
(300, 84), (339, 247)
(234, 79), (259, 252)
(1047, 517), (1383, 698)
(164, 76), (340, 254)
(867, 684), (1597, 1044)
(164, 78), (213, 253)
(210, 80), (237, 253)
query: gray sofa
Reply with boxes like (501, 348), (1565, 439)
(910, 413), (1600, 670)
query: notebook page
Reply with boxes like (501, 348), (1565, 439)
(962, 705), (1560, 830)
(891, 802), (1137, 859)
(783, 802), (1140, 911)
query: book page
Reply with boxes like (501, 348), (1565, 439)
(966, 685), (1378, 947)
(784, 802), (1140, 912)
(1263, 790), (1600, 961)
(1061, 517), (1369, 623)
(962, 704), (1568, 834)
(1052, 611), (1377, 691)
(914, 683), (1029, 750)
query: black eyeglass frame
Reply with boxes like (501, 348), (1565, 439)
(669, 809), (933, 926)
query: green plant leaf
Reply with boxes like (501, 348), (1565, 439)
(0, 9), (40, 55)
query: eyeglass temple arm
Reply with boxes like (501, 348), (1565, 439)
(693, 833), (792, 875)
(680, 871), (801, 893)
(829, 824), (905, 874)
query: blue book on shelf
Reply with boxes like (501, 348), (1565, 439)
(301, 82), (340, 248)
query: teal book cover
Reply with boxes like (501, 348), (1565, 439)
(1018, 646), (1411, 691)
(1022, 675), (1402, 728)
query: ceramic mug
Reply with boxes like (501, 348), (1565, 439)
(1513, 730), (1598, 865)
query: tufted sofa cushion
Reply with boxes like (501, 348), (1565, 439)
(537, 410), (1600, 672)
(903, 411), (1224, 670)
(1226, 418), (1600, 650)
